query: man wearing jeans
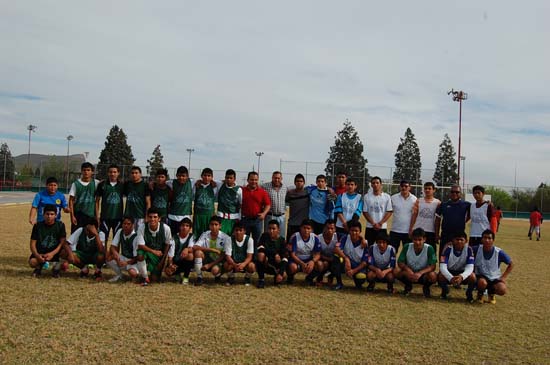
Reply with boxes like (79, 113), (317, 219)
(241, 171), (271, 243)
(262, 171), (288, 238)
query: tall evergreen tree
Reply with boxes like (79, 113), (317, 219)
(433, 133), (458, 188)
(147, 144), (165, 179)
(393, 127), (422, 189)
(97, 125), (136, 180)
(325, 120), (368, 192)
(0, 142), (15, 184)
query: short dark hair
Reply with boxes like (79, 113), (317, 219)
(180, 217), (192, 226)
(294, 173), (305, 182)
(336, 171), (347, 177)
(348, 220), (362, 231)
(412, 228), (426, 238)
(225, 169), (236, 177)
(81, 162), (94, 171)
(45, 177), (58, 185)
(371, 176), (382, 183)
(424, 182), (436, 189)
(324, 218), (337, 226)
(300, 219), (314, 228)
(346, 178), (356, 184)
(316, 174), (326, 181)
(201, 168), (213, 176)
(122, 216), (134, 224)
(268, 219), (280, 227)
(108, 164), (119, 171)
(482, 229), (495, 239)
(131, 166), (142, 173)
(272, 171), (282, 176)
(400, 180), (409, 187)
(472, 185), (485, 193)
(452, 231), (468, 240)
(147, 207), (160, 216)
(209, 215), (222, 224)
(247, 171), (258, 179)
(43, 204), (57, 213)
(233, 221), (245, 231)
(156, 168), (168, 177)
(176, 166), (189, 175)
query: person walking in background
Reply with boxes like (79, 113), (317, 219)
(529, 206), (543, 241)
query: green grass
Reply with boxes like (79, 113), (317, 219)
(0, 205), (549, 364)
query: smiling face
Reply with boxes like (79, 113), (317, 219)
(449, 186), (461, 202)
(271, 173), (282, 187)
(349, 226), (361, 242)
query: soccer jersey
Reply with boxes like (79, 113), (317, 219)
(398, 243), (437, 272)
(290, 232), (321, 261)
(440, 245), (474, 281)
(470, 201), (492, 238)
(124, 180), (150, 219)
(95, 181), (123, 220)
(333, 193), (363, 228)
(136, 223), (172, 251)
(111, 228), (138, 259)
(318, 232), (338, 258)
(474, 245), (511, 281)
(390, 193), (417, 234)
(217, 184), (243, 219)
(368, 244), (396, 269)
(257, 233), (287, 260)
(68, 227), (106, 254)
(70, 179), (98, 217)
(32, 190), (68, 222)
(225, 235), (254, 263)
(194, 230), (231, 262)
(436, 200), (471, 236)
(193, 184), (217, 215)
(151, 185), (171, 218)
(362, 191), (393, 229)
(337, 235), (369, 266)
(307, 186), (332, 224)
(168, 179), (193, 219)
(285, 189), (310, 226)
(530, 211), (543, 226)
(170, 233), (194, 259)
(31, 221), (67, 254)
(412, 198), (440, 233)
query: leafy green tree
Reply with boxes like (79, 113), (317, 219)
(485, 186), (515, 211)
(433, 133), (458, 188)
(393, 127), (422, 194)
(0, 143), (15, 185)
(147, 144), (165, 179)
(325, 119), (368, 192)
(97, 125), (136, 180)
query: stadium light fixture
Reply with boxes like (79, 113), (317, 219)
(448, 89), (468, 185)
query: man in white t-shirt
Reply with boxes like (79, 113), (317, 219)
(362, 176), (393, 246)
(224, 222), (255, 286)
(192, 216), (232, 285)
(390, 180), (417, 254)
(106, 216), (139, 282)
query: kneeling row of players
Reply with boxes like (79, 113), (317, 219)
(29, 206), (513, 303)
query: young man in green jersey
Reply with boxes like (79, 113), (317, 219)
(224, 222), (255, 286)
(136, 208), (173, 285)
(396, 228), (437, 297)
(123, 166), (151, 229)
(95, 164), (123, 250)
(167, 166), (193, 236)
(150, 168), (171, 223)
(69, 162), (99, 233)
(193, 168), (219, 239)
(106, 216), (140, 282)
(66, 219), (106, 281)
(255, 219), (288, 288)
(216, 169), (243, 235)
(164, 217), (195, 284)
(29, 204), (68, 278)
(192, 216), (231, 285)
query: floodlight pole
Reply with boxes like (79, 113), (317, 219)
(448, 89), (467, 185)
(186, 148), (195, 173)
(255, 152), (264, 178)
(66, 135), (74, 191)
(460, 156), (466, 191)
(27, 124), (37, 169)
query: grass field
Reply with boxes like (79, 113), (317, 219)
(1, 204), (549, 364)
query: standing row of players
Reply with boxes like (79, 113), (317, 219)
(30, 204), (513, 303)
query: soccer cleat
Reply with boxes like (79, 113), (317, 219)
(93, 271), (103, 282)
(182, 277), (189, 285)
(31, 268), (42, 277)
(387, 286), (395, 295)
(256, 279), (265, 289)
(333, 283), (344, 291)
(214, 275), (222, 284)
(440, 286), (449, 300)
(487, 295), (497, 304)
(195, 277), (203, 286)
(286, 276), (294, 285)
(244, 277), (251, 286)
(52, 269), (60, 278)
(61, 261), (69, 272)
(79, 268), (89, 278)
(366, 282), (375, 292)
(109, 275), (122, 283)
(423, 285), (431, 298)
(305, 278), (315, 287)
(226, 277), (235, 286)
(402, 289), (411, 296)
(141, 277), (150, 286)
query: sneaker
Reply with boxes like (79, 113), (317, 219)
(226, 277), (235, 286)
(61, 261), (69, 272)
(440, 286), (449, 300)
(256, 279), (265, 289)
(423, 285), (431, 298)
(487, 295), (497, 304)
(333, 283), (344, 291)
(109, 275), (122, 283)
(366, 282), (375, 292)
(214, 275), (222, 284)
(79, 268), (89, 278)
(244, 277), (251, 286)
(287, 276), (294, 285)
(93, 271), (103, 282)
(182, 277), (189, 285)
(476, 295), (484, 304)
(31, 268), (42, 277)
(195, 276), (203, 286)
(387, 286), (395, 295)
(402, 289), (411, 296)
(305, 278), (315, 287)
(141, 277), (150, 286)
(52, 269), (60, 278)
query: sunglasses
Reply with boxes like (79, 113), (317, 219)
(450, 191), (461, 194)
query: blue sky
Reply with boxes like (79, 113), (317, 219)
(1, 1), (548, 188)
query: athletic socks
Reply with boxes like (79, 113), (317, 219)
(194, 258), (203, 277)
(137, 260), (148, 279)
(107, 260), (122, 276)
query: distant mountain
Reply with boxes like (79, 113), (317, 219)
(14, 154), (86, 171)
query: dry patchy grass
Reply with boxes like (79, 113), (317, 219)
(0, 204), (549, 364)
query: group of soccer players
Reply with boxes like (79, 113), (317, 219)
(28, 162), (514, 304)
